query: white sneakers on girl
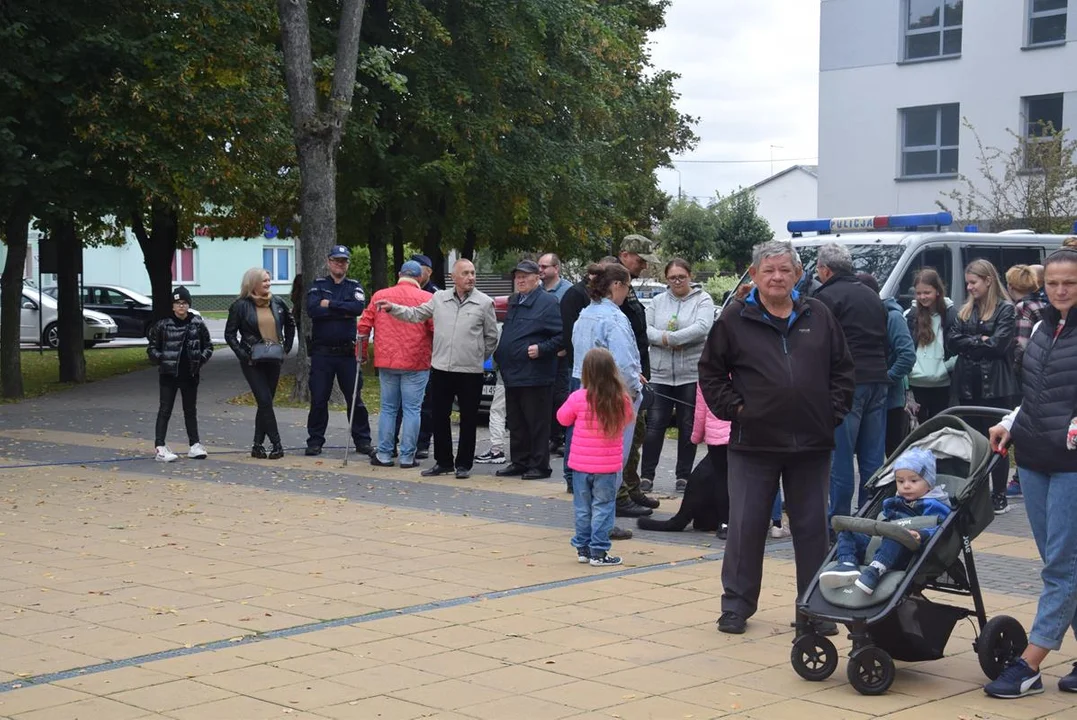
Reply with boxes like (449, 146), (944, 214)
(155, 446), (179, 463)
(188, 443), (208, 459)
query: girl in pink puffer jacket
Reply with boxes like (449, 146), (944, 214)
(691, 383), (731, 537)
(692, 383), (787, 539)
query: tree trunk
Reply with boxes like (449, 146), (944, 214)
(461, 227), (477, 260)
(369, 205), (388, 291)
(1, 208), (30, 399)
(54, 216), (85, 383)
(392, 224), (404, 272)
(277, 0), (367, 404)
(132, 202), (180, 321)
(424, 196), (447, 288)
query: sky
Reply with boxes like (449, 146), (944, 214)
(648, 0), (821, 203)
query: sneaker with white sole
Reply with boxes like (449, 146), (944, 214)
(188, 443), (208, 459)
(475, 449), (506, 464)
(983, 658), (1043, 699)
(155, 445), (179, 463)
(819, 561), (861, 588)
(770, 524), (791, 539)
(590, 553), (622, 567)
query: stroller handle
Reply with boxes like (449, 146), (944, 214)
(935, 406), (1012, 423)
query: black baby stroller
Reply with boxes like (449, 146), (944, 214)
(790, 408), (1028, 695)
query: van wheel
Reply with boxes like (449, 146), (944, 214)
(42, 323), (59, 349)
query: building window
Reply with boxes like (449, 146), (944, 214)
(1023, 93), (1065, 168)
(904, 0), (963, 60)
(1028, 0), (1068, 46)
(262, 246), (292, 282)
(901, 104), (960, 177)
(171, 248), (196, 284)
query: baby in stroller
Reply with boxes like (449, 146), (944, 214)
(821, 447), (952, 595)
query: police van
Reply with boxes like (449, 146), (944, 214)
(729, 211), (1072, 309)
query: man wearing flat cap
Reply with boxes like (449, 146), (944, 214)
(494, 260), (564, 480)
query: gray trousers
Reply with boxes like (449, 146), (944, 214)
(721, 449), (831, 619)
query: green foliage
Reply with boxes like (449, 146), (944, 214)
(939, 119), (1077, 234)
(656, 199), (719, 265)
(345, 244), (372, 290)
(0, 347), (150, 403)
(703, 273), (742, 304)
(714, 190), (774, 273)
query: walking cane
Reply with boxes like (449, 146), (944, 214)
(342, 322), (363, 467)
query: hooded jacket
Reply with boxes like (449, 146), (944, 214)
(147, 314), (213, 376)
(883, 297), (916, 410)
(698, 288), (856, 453)
(905, 300), (957, 387)
(645, 286), (715, 386)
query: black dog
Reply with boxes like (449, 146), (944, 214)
(636, 453), (726, 532)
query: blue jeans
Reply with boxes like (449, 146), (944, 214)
(771, 491), (783, 525)
(563, 377), (582, 488)
(829, 382), (888, 519)
(1021, 467), (1077, 651)
(571, 472), (621, 556)
(376, 369), (429, 464)
(834, 530), (913, 571)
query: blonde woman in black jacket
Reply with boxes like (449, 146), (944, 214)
(945, 258), (1017, 514)
(225, 268), (296, 459)
(148, 286), (213, 462)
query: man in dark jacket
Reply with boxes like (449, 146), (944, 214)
(615, 235), (662, 518)
(699, 240), (855, 635)
(494, 260), (563, 480)
(812, 243), (890, 519)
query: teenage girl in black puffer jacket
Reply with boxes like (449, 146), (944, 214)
(147, 286), (213, 462)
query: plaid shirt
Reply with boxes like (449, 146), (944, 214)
(1014, 291), (1047, 377)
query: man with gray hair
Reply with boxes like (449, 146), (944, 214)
(699, 240), (855, 636)
(812, 242), (890, 521)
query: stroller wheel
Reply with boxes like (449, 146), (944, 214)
(847, 646), (895, 695)
(977, 615), (1029, 680)
(790, 633), (838, 681)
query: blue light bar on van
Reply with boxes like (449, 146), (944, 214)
(787, 211), (953, 234)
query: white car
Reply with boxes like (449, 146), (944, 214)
(3, 287), (119, 348)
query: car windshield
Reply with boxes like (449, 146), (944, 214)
(120, 288), (152, 305)
(725, 244), (907, 303)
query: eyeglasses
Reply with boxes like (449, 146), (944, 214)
(172, 300), (189, 305)
(667, 276), (690, 283)
(329, 258), (349, 265)
(538, 264), (554, 270)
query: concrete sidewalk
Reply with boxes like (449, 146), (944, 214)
(0, 358), (1068, 719)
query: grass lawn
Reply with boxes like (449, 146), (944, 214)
(198, 311), (229, 320)
(5, 347), (152, 402)
(228, 363), (382, 414)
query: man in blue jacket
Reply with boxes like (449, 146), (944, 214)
(305, 246), (372, 456)
(494, 260), (564, 480)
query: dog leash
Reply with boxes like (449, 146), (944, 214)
(642, 382), (697, 409)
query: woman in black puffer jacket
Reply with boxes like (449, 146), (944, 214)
(945, 258), (1017, 514)
(225, 267), (295, 459)
(147, 286), (213, 462)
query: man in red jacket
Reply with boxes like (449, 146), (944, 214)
(358, 261), (434, 468)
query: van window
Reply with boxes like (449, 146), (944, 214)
(794, 245), (907, 295)
(893, 246), (954, 309)
(960, 246), (1044, 284)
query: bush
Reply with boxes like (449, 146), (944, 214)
(703, 274), (742, 304)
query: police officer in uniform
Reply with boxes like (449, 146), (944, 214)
(304, 245), (373, 456)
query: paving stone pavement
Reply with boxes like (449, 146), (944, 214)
(0, 354), (1070, 719)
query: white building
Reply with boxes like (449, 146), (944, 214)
(818, 0), (1077, 220)
(745, 164), (819, 238)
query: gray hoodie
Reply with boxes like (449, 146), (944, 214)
(645, 286), (715, 386)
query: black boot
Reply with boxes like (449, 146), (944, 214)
(268, 441), (285, 460)
(251, 444), (267, 459)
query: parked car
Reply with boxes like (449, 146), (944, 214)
(43, 284), (199, 338)
(3, 287), (118, 348)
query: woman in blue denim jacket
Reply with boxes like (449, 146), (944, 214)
(570, 263), (643, 463)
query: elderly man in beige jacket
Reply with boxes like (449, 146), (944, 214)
(375, 259), (499, 479)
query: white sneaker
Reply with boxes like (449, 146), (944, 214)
(188, 443), (208, 459)
(770, 525), (791, 539)
(155, 446), (179, 463)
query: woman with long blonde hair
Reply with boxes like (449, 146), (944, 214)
(945, 259), (1017, 512)
(225, 267), (296, 459)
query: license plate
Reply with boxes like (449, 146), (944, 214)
(482, 385), (495, 395)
